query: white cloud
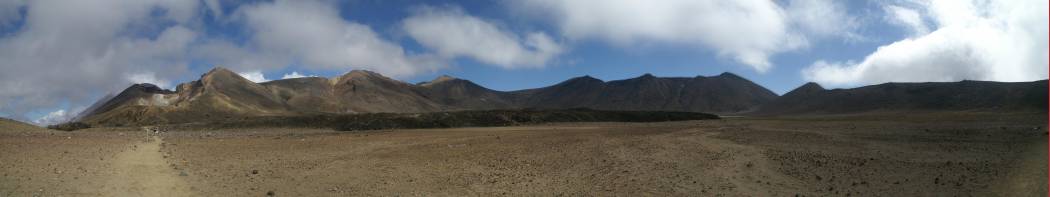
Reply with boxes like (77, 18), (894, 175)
(32, 107), (85, 126)
(233, 0), (441, 77)
(126, 72), (172, 89)
(237, 71), (269, 83)
(515, 0), (857, 72)
(33, 109), (68, 126)
(803, 0), (1048, 87)
(203, 0), (223, 18)
(402, 6), (563, 68)
(786, 0), (860, 40)
(884, 5), (929, 36)
(281, 71), (316, 79)
(0, 0), (197, 121)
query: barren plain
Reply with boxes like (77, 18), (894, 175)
(1, 112), (1046, 196)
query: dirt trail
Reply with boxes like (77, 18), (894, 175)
(102, 136), (194, 196)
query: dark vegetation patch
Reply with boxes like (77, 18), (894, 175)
(187, 108), (719, 131)
(47, 122), (91, 131)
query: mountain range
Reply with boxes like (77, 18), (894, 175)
(755, 80), (1048, 115)
(75, 67), (1047, 126)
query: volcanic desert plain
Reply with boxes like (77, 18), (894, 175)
(1, 112), (1046, 196)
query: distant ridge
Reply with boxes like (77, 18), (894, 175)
(0, 117), (42, 132)
(509, 72), (778, 113)
(754, 80), (1049, 115)
(78, 68), (776, 126)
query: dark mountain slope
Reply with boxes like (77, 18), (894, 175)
(512, 72), (778, 113)
(328, 70), (442, 113)
(510, 75), (608, 109)
(756, 80), (1049, 115)
(416, 75), (515, 110)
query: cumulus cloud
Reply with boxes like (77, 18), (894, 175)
(230, 0), (442, 77)
(32, 107), (85, 126)
(803, 0), (1048, 87)
(237, 71), (269, 83)
(402, 6), (563, 68)
(884, 5), (929, 36)
(514, 0), (858, 72)
(126, 72), (173, 89)
(786, 0), (861, 40)
(33, 109), (69, 126)
(0, 0), (198, 121)
(281, 72), (316, 79)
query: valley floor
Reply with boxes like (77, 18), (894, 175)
(0, 112), (1046, 196)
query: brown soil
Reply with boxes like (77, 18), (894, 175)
(102, 136), (195, 196)
(1, 112), (1045, 196)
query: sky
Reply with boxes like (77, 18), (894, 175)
(0, 0), (1046, 125)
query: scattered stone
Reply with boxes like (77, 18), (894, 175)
(266, 191), (275, 196)
(252, 169), (259, 175)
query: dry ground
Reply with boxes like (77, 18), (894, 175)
(0, 112), (1046, 196)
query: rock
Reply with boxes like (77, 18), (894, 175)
(252, 169), (259, 174)
(266, 191), (275, 196)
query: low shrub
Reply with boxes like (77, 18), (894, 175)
(185, 108), (720, 131)
(47, 122), (91, 131)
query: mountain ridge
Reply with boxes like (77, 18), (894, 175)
(78, 67), (775, 126)
(76, 67), (1048, 126)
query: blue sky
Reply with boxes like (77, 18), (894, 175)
(0, 0), (1045, 124)
(182, 0), (904, 92)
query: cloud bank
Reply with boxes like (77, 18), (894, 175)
(281, 72), (316, 79)
(402, 6), (563, 69)
(803, 0), (1048, 87)
(0, 0), (197, 121)
(230, 0), (441, 77)
(33, 109), (73, 126)
(513, 0), (856, 72)
(237, 71), (269, 83)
